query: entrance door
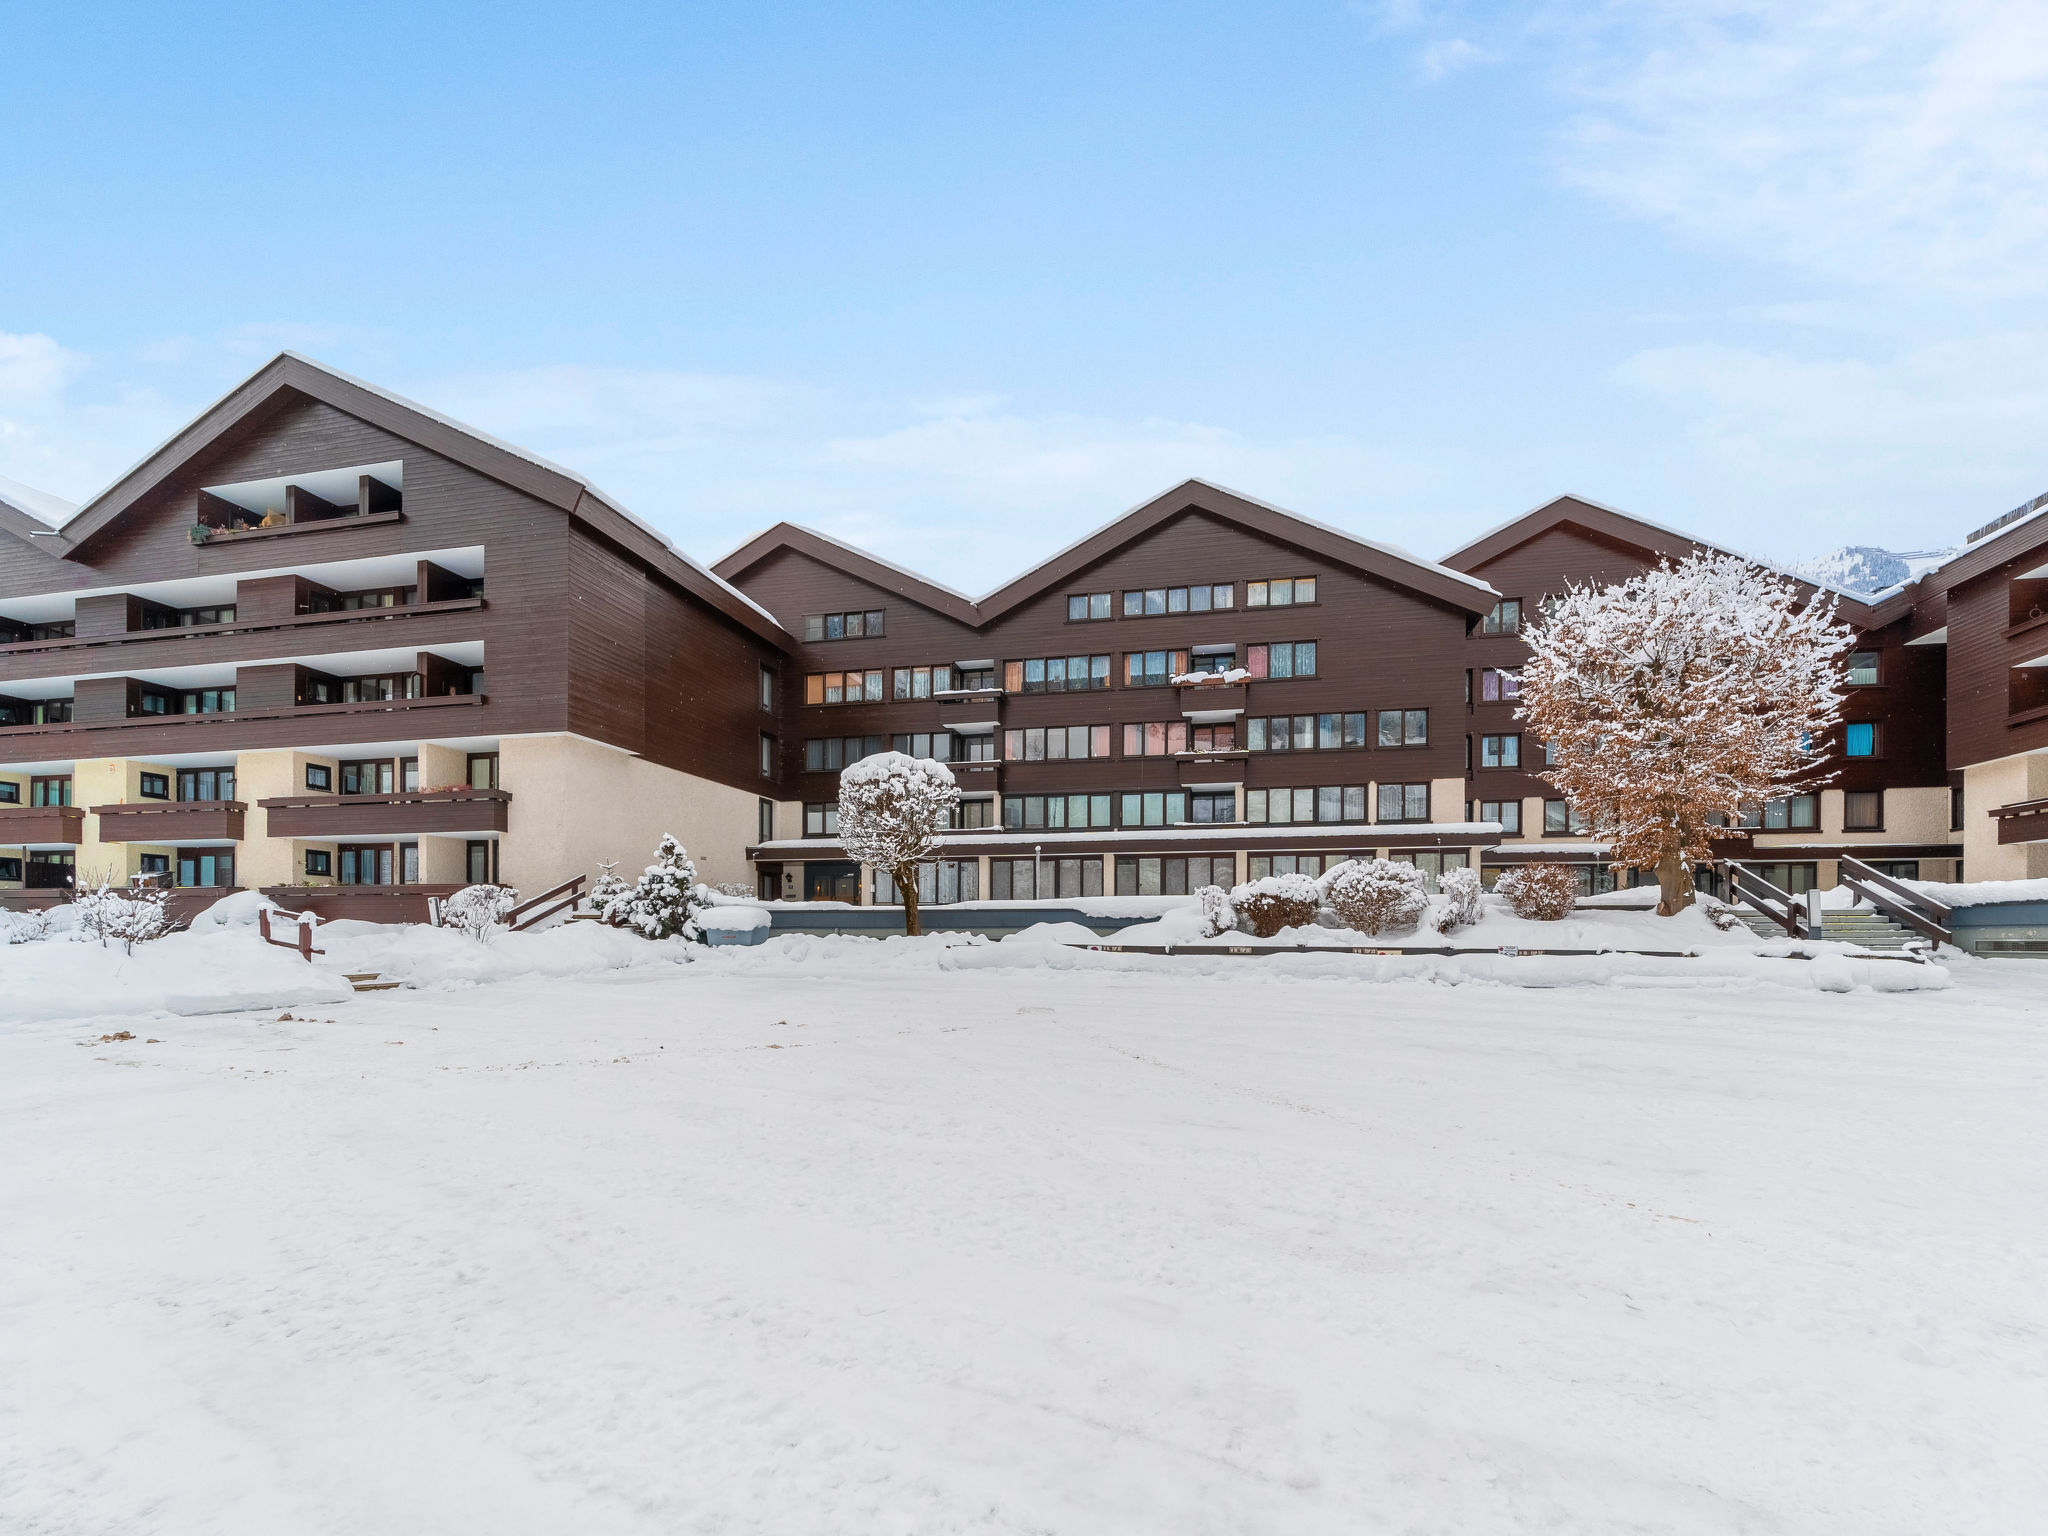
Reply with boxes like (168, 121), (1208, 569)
(805, 861), (860, 903)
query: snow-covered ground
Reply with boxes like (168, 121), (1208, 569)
(2, 931), (2043, 1531)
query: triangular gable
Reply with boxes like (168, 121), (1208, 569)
(713, 523), (982, 626)
(47, 352), (792, 648)
(1443, 493), (1878, 626)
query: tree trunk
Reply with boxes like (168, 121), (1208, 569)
(1654, 843), (1696, 916)
(898, 863), (921, 937)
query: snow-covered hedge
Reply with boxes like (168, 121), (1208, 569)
(1321, 858), (1429, 936)
(1432, 865), (1484, 933)
(1496, 864), (1579, 921)
(1230, 873), (1321, 937)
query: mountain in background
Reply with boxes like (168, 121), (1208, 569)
(1791, 545), (1958, 597)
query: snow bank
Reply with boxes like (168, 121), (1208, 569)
(1000, 920), (1105, 946)
(1903, 876), (2048, 908)
(0, 928), (355, 1024)
(312, 919), (695, 990)
(698, 906), (772, 933)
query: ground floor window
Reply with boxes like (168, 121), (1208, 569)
(872, 859), (983, 906)
(1752, 861), (1820, 895)
(804, 862), (860, 903)
(177, 849), (236, 888)
(0, 856), (20, 881)
(465, 840), (497, 885)
(1245, 853), (1342, 881)
(1474, 800), (1521, 834)
(340, 843), (421, 886)
(1866, 860), (1921, 880)
(1114, 854), (1235, 895)
(25, 851), (73, 888)
(305, 849), (333, 878)
(993, 856), (1102, 900)
(1388, 849), (1469, 891)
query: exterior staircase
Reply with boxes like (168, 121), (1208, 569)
(1728, 905), (1919, 950)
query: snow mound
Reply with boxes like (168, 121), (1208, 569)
(1001, 921), (1104, 946)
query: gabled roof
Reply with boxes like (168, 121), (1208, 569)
(714, 523), (981, 626)
(37, 352), (792, 648)
(1442, 492), (1879, 626)
(0, 475), (78, 554)
(714, 477), (1501, 627)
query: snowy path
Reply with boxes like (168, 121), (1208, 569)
(2, 962), (2044, 1533)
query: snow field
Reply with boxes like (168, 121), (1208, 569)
(1, 959), (2042, 1532)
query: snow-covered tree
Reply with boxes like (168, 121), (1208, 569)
(443, 883), (517, 943)
(1229, 873), (1321, 937)
(1518, 550), (1853, 915)
(74, 880), (169, 954)
(1495, 864), (1579, 921)
(1321, 858), (1429, 936)
(589, 860), (630, 924)
(1195, 883), (1237, 938)
(608, 835), (710, 940)
(1432, 865), (1484, 934)
(836, 752), (959, 937)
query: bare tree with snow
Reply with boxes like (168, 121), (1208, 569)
(836, 752), (959, 936)
(1518, 550), (1853, 915)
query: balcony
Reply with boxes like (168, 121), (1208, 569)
(1991, 797), (2048, 845)
(936, 688), (1005, 726)
(0, 804), (85, 844)
(1177, 680), (1247, 718)
(1177, 751), (1248, 789)
(0, 691), (484, 744)
(0, 596), (483, 668)
(90, 800), (247, 843)
(257, 787), (511, 839)
(950, 760), (1001, 789)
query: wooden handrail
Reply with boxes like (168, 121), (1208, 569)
(1989, 796), (2048, 819)
(1836, 855), (1952, 946)
(256, 787), (511, 811)
(506, 874), (584, 927)
(1721, 859), (1807, 938)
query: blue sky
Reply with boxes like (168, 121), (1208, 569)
(4, 1), (2046, 588)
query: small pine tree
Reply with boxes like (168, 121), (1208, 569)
(590, 860), (630, 924)
(1322, 858), (1430, 936)
(1432, 865), (1484, 933)
(444, 883), (517, 942)
(609, 835), (709, 940)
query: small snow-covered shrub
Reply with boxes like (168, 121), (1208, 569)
(1322, 857), (1429, 936)
(73, 881), (170, 955)
(443, 883), (518, 943)
(1432, 865), (1483, 933)
(1230, 873), (1321, 937)
(1496, 864), (1579, 921)
(589, 860), (630, 924)
(608, 835), (710, 940)
(1, 908), (50, 944)
(1195, 884), (1236, 938)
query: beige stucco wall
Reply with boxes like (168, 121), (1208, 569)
(237, 750), (342, 888)
(1812, 785), (1952, 843)
(1430, 777), (1465, 825)
(1962, 749), (2048, 882)
(72, 757), (179, 886)
(499, 732), (766, 894)
(0, 766), (26, 887)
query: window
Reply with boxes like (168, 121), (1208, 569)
(1245, 854), (1337, 881)
(1187, 791), (1237, 823)
(892, 665), (956, 699)
(1377, 709), (1428, 747)
(758, 798), (774, 843)
(1188, 723), (1237, 752)
(759, 666), (776, 711)
(138, 854), (169, 877)
(1843, 790), (1883, 830)
(890, 732), (958, 762)
(1543, 800), (1586, 835)
(1068, 593), (1113, 621)
(1390, 850), (1470, 891)
(1476, 800), (1522, 834)
(1246, 786), (1365, 824)
(1952, 785), (1965, 831)
(1479, 734), (1520, 768)
(876, 859), (984, 905)
(1003, 793), (1114, 830)
(308, 585), (414, 613)
(1121, 650), (1187, 687)
(1752, 862), (1819, 896)
(802, 610), (885, 642)
(1846, 651), (1880, 685)
(305, 763), (333, 792)
(759, 733), (775, 778)
(1844, 722), (1878, 757)
(805, 735), (887, 771)
(804, 670), (884, 705)
(138, 772), (170, 800)
(1760, 794), (1819, 830)
(177, 850), (236, 889)
(1245, 577), (1316, 607)
(1479, 668), (1520, 702)
(32, 775), (72, 806)
(1120, 584), (1234, 617)
(1244, 642), (1316, 679)
(1113, 854), (1235, 896)
(138, 690), (171, 715)
(0, 781), (16, 804)
(464, 754), (497, 791)
(178, 768), (235, 802)
(1010, 724), (1112, 761)
(1180, 651), (1238, 676)
(340, 760), (395, 795)
(0, 857), (20, 881)
(464, 841), (494, 885)
(1118, 791), (1189, 827)
(803, 803), (840, 837)
(1481, 599), (1522, 635)
(1007, 655), (1113, 693)
(958, 733), (997, 762)
(1246, 715), (1314, 752)
(181, 688), (235, 714)
(1120, 721), (1188, 757)
(305, 849), (333, 878)
(1543, 740), (1560, 767)
(952, 798), (997, 829)
(1378, 783), (1430, 822)
(954, 666), (997, 692)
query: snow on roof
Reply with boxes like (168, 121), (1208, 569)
(718, 521), (975, 604)
(0, 473), (80, 529)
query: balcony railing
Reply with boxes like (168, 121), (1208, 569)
(0, 596), (483, 661)
(0, 804), (85, 845)
(257, 786), (511, 838)
(1177, 680), (1248, 716)
(1176, 751), (1249, 787)
(0, 692), (484, 741)
(1991, 796), (2048, 845)
(89, 800), (248, 842)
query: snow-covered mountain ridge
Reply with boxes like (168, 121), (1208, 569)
(1791, 544), (1957, 597)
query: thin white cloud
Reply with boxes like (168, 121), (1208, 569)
(0, 331), (181, 505)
